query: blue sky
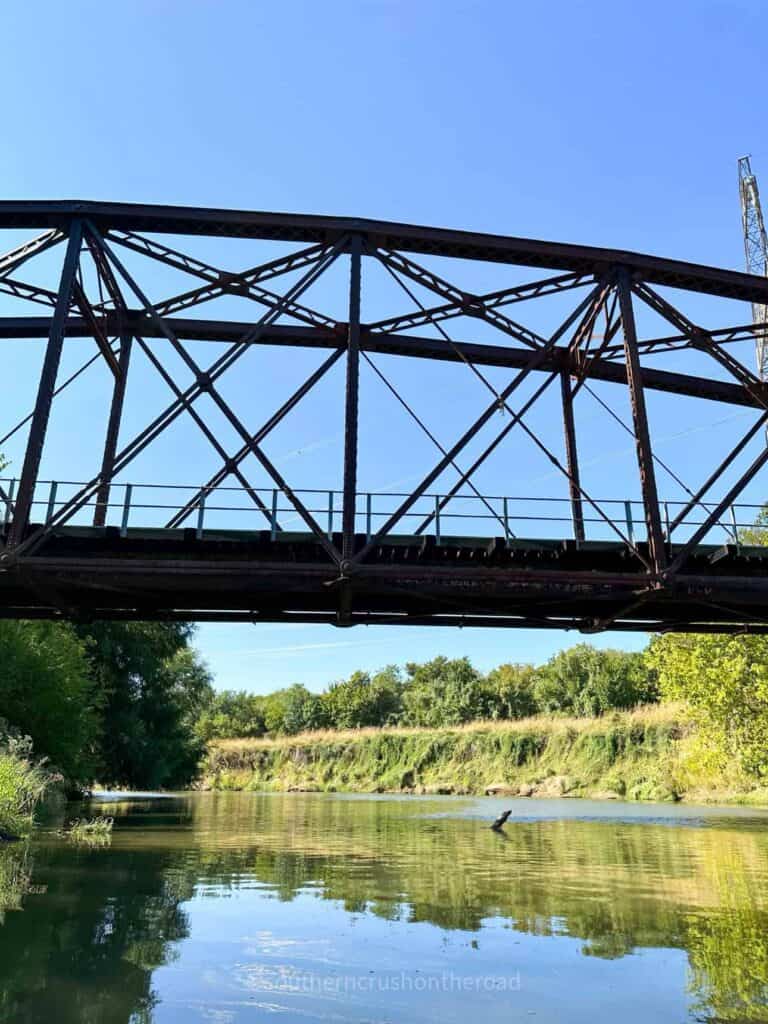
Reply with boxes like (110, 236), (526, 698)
(2, 0), (768, 692)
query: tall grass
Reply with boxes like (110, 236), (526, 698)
(202, 704), (716, 803)
(0, 728), (50, 835)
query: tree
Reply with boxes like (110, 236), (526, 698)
(73, 622), (213, 789)
(195, 690), (267, 741)
(534, 644), (656, 716)
(401, 657), (485, 727)
(262, 685), (326, 735)
(647, 633), (768, 780)
(0, 620), (101, 785)
(321, 666), (403, 729)
(483, 663), (538, 719)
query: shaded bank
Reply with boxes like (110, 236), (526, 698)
(202, 705), (768, 805)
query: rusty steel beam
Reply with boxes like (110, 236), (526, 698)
(560, 368), (585, 541)
(91, 227), (342, 561)
(1, 315), (760, 408)
(666, 445), (768, 574)
(107, 230), (336, 329)
(367, 270), (591, 334)
(667, 411), (768, 537)
(0, 228), (63, 277)
(618, 273), (666, 574)
(93, 334), (132, 526)
(6, 222), (83, 549)
(375, 247), (545, 349)
(166, 347), (345, 528)
(6, 200), (768, 303)
(355, 286), (607, 560)
(8, 240), (346, 560)
(342, 236), (362, 563)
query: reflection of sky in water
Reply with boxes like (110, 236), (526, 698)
(0, 792), (767, 1022)
(153, 891), (689, 1023)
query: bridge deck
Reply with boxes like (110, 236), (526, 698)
(3, 525), (768, 632)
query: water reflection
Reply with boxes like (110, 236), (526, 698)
(0, 792), (766, 1022)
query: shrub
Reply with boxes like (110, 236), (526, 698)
(0, 725), (50, 835)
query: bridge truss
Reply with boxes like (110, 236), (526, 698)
(2, 201), (768, 632)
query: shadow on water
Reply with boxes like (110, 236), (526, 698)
(0, 791), (766, 1022)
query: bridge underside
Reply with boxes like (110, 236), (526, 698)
(4, 526), (768, 634)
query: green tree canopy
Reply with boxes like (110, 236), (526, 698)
(195, 690), (267, 741)
(262, 684), (326, 735)
(401, 656), (485, 727)
(321, 666), (403, 729)
(483, 663), (538, 719)
(73, 621), (213, 789)
(534, 644), (656, 716)
(647, 633), (768, 780)
(0, 620), (100, 784)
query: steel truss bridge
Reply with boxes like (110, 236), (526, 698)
(3, 200), (768, 633)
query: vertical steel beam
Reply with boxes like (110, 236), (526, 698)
(7, 221), (82, 549)
(617, 271), (666, 572)
(341, 235), (362, 563)
(94, 333), (133, 526)
(560, 367), (585, 541)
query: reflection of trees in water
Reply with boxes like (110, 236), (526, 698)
(0, 842), (193, 1024)
(186, 795), (768, 1017)
(0, 794), (767, 1021)
(0, 842), (32, 922)
(686, 850), (768, 1021)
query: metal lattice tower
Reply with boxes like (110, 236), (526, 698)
(738, 156), (768, 378)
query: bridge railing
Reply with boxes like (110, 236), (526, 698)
(1, 477), (764, 549)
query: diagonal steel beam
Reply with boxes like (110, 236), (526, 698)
(11, 234), (345, 558)
(666, 411), (768, 536)
(666, 445), (768, 574)
(633, 282), (768, 413)
(375, 247), (546, 350)
(0, 276), (58, 308)
(410, 283), (634, 553)
(83, 237), (134, 527)
(134, 336), (275, 525)
(107, 230), (335, 328)
(166, 347), (344, 528)
(93, 228), (343, 562)
(352, 285), (608, 562)
(367, 270), (591, 335)
(0, 228), (63, 277)
(561, 367), (584, 541)
(579, 379), (738, 542)
(70, 279), (120, 376)
(6, 222), (83, 549)
(361, 352), (510, 535)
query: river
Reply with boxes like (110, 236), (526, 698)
(1, 791), (767, 1022)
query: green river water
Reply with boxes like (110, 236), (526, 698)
(1, 791), (767, 1022)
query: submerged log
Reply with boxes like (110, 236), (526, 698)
(490, 809), (512, 831)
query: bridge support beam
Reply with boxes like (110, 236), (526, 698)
(7, 221), (83, 549)
(618, 271), (666, 574)
(94, 333), (132, 527)
(560, 367), (585, 542)
(342, 235), (362, 564)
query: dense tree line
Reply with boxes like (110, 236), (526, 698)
(195, 644), (658, 741)
(0, 620), (212, 791)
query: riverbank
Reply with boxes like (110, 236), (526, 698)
(201, 704), (768, 804)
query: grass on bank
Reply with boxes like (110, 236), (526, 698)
(204, 703), (752, 803)
(0, 735), (50, 836)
